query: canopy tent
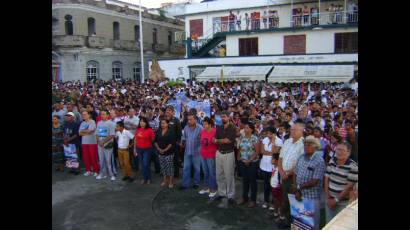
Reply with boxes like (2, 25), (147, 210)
(195, 65), (273, 82)
(268, 65), (355, 83)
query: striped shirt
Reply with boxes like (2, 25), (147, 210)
(325, 157), (358, 199)
(279, 137), (305, 171)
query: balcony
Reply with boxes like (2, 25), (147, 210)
(87, 36), (106, 48)
(53, 35), (86, 47)
(291, 11), (358, 28)
(110, 39), (139, 51)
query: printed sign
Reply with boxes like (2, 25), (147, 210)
(288, 194), (315, 230)
(64, 144), (79, 169)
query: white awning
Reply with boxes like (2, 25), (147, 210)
(268, 65), (354, 83)
(196, 65), (273, 82)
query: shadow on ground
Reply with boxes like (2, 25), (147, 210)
(52, 168), (287, 230)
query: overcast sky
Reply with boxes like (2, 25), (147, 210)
(121, 0), (202, 9)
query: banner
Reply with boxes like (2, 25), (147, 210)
(186, 101), (211, 118)
(167, 99), (182, 119)
(288, 194), (315, 230)
(64, 144), (79, 169)
(175, 92), (190, 104)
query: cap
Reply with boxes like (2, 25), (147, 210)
(65, 112), (75, 117)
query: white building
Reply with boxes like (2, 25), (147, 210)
(153, 0), (358, 83)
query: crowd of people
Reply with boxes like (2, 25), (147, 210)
(52, 78), (358, 229)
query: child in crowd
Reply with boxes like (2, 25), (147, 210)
(271, 154), (284, 221)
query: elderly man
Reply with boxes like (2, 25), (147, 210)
(324, 142), (358, 223)
(293, 136), (326, 230)
(276, 123), (305, 228)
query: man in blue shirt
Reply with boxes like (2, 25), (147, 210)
(179, 113), (203, 190)
(292, 136), (326, 230)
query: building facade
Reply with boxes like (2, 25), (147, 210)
(154, 0), (358, 83)
(52, 0), (185, 82)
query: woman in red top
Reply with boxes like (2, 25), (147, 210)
(134, 117), (155, 184)
(198, 117), (218, 198)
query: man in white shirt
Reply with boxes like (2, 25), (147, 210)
(115, 121), (135, 182)
(124, 108), (140, 170)
(276, 123), (305, 228)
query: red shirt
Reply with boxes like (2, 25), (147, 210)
(200, 128), (217, 159)
(135, 128), (155, 149)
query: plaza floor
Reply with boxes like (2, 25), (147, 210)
(52, 166), (288, 230)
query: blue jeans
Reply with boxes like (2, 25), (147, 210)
(182, 154), (201, 187)
(137, 147), (152, 181)
(201, 157), (217, 190)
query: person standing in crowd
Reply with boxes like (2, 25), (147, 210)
(237, 122), (260, 208)
(325, 142), (358, 223)
(214, 111), (237, 208)
(52, 115), (65, 172)
(79, 111), (100, 177)
(67, 103), (82, 124)
(52, 103), (67, 124)
(115, 121), (135, 182)
(165, 106), (182, 178)
(198, 117), (218, 198)
(260, 127), (283, 209)
(155, 119), (177, 189)
(293, 136), (326, 230)
(135, 117), (155, 184)
(276, 123), (305, 228)
(86, 104), (98, 121)
(124, 108), (140, 171)
(179, 113), (203, 190)
(302, 5), (310, 26)
(96, 110), (116, 181)
(63, 112), (80, 175)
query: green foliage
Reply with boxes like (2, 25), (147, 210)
(166, 80), (185, 87)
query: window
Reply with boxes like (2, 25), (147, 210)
(284, 35), (306, 55)
(168, 31), (172, 46)
(112, 61), (122, 80)
(152, 28), (158, 44)
(239, 38), (258, 56)
(52, 17), (59, 33)
(189, 19), (203, 37)
(335, 32), (358, 53)
(113, 22), (120, 40)
(87, 17), (96, 36)
(133, 63), (141, 82)
(65, 15), (73, 35)
(86, 61), (99, 82)
(135, 25), (140, 41)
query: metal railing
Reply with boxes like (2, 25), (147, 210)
(53, 35), (86, 47)
(189, 10), (357, 51)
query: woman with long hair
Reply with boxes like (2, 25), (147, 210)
(154, 119), (176, 188)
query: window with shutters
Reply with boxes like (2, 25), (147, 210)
(335, 32), (358, 53)
(189, 19), (203, 37)
(284, 35), (306, 55)
(239, 38), (258, 56)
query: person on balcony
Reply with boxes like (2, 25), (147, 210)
(262, 10), (268, 29)
(302, 5), (310, 26)
(236, 11), (242, 31)
(336, 5), (343, 23)
(273, 11), (279, 28)
(245, 13), (250, 30)
(311, 6), (319, 25)
(229, 11), (236, 32)
(347, 1), (356, 23)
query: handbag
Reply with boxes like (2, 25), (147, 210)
(103, 140), (114, 149)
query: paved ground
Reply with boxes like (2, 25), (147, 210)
(52, 165), (289, 230)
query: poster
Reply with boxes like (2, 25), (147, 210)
(64, 144), (79, 169)
(186, 101), (211, 118)
(167, 99), (182, 119)
(175, 92), (189, 104)
(288, 194), (315, 230)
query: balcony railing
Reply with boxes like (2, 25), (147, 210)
(53, 35), (86, 47)
(87, 36), (106, 48)
(291, 11), (358, 27)
(110, 39), (139, 51)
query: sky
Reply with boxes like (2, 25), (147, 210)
(121, 0), (202, 9)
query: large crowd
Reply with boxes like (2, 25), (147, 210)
(52, 78), (358, 229)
